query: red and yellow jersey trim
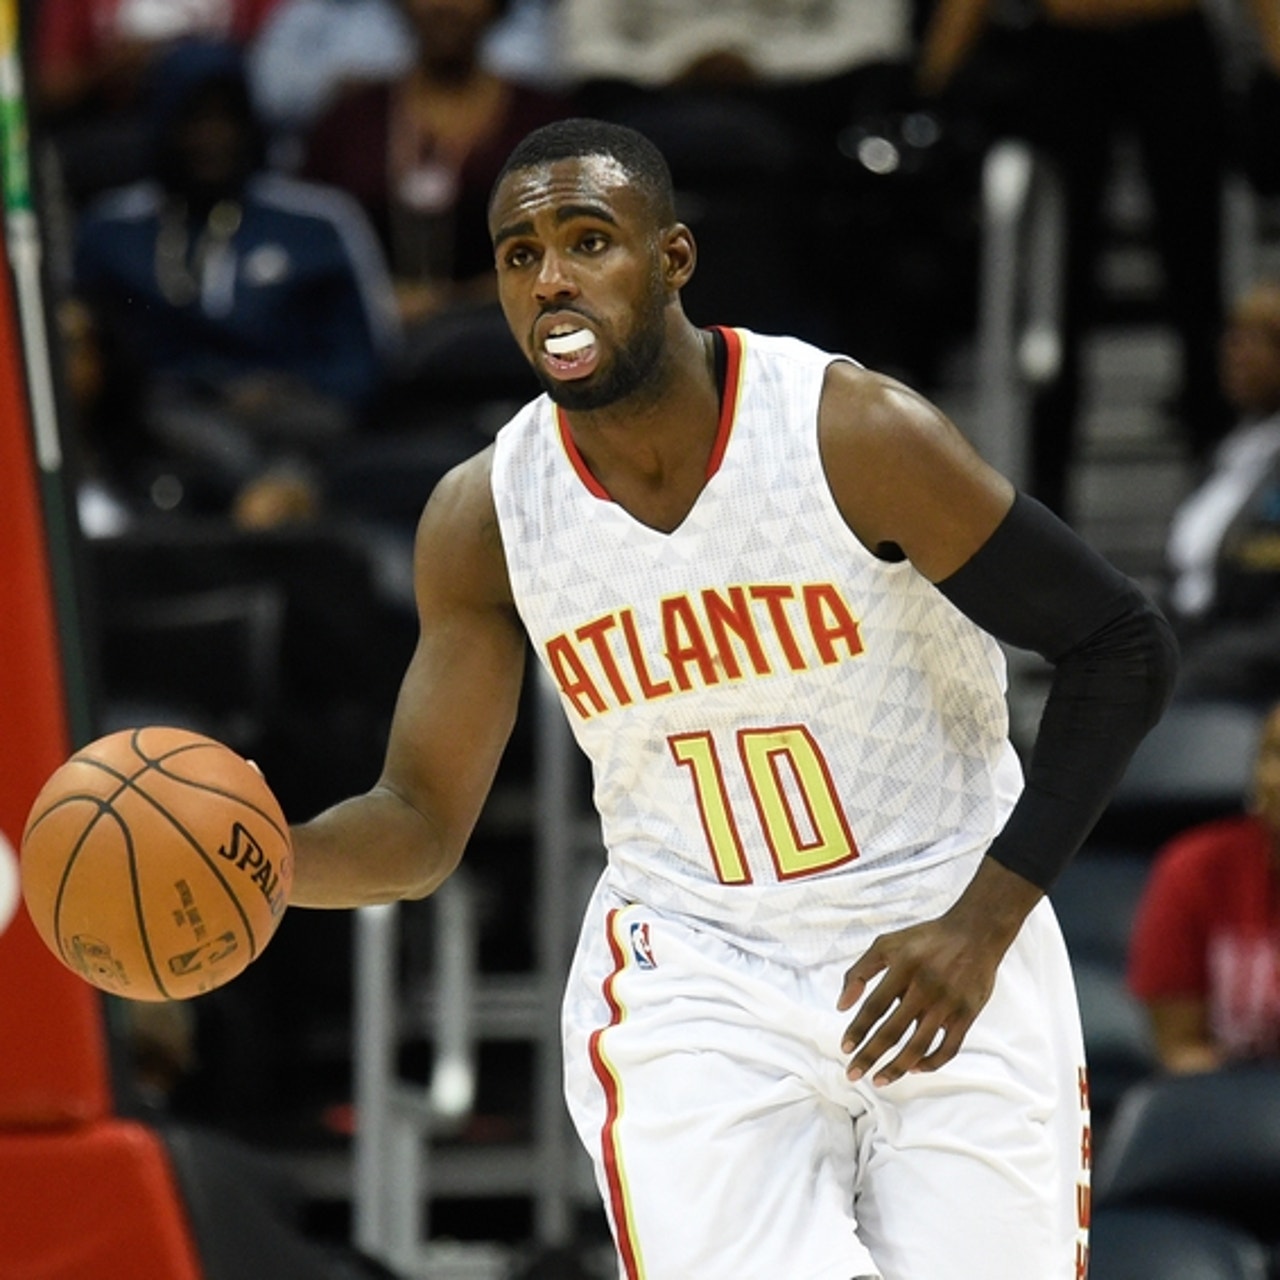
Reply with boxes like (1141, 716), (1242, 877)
(555, 326), (745, 502)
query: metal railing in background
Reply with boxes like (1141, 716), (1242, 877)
(351, 667), (598, 1279)
(973, 138), (1278, 499)
(972, 138), (1065, 492)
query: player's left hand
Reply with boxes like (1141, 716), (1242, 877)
(836, 858), (1042, 1086)
(836, 915), (1003, 1086)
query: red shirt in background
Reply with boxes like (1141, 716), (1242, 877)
(35, 0), (281, 106)
(1128, 814), (1280, 1062)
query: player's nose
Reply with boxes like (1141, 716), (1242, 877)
(533, 249), (579, 302)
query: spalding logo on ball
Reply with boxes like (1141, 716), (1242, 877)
(20, 726), (293, 1001)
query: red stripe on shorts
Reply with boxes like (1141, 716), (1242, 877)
(588, 908), (642, 1279)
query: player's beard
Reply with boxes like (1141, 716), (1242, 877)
(537, 273), (669, 412)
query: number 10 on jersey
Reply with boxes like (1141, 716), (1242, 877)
(669, 725), (859, 885)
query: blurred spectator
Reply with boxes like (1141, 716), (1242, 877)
(123, 1000), (200, 1112)
(71, 38), (400, 523)
(558, 0), (940, 364)
(1164, 280), (1280, 703)
(246, 0), (560, 160)
(480, 0), (564, 91)
(246, 0), (414, 162)
(1127, 699), (1280, 1074)
(1167, 281), (1280, 622)
(916, 0), (1280, 521)
(299, 0), (569, 403)
(57, 293), (150, 537)
(1217, 0), (1280, 196)
(561, 0), (911, 100)
(33, 0), (285, 208)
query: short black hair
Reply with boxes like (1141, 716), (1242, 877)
(490, 117), (676, 226)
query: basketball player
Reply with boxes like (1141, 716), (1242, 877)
(287, 119), (1178, 1278)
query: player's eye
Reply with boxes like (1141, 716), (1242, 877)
(577, 231), (609, 254)
(502, 244), (537, 269)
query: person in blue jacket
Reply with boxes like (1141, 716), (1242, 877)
(71, 37), (400, 522)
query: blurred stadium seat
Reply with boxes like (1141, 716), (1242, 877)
(1089, 1206), (1270, 1280)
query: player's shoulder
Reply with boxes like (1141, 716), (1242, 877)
(817, 359), (958, 468)
(490, 392), (555, 474)
(420, 445), (500, 534)
(414, 446), (514, 608)
(734, 329), (917, 428)
(732, 327), (844, 380)
(492, 391), (549, 438)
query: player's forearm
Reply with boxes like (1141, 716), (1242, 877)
(987, 598), (1177, 890)
(288, 785), (460, 908)
(937, 493), (1179, 891)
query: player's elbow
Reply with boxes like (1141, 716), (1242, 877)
(1111, 593), (1180, 731)
(393, 848), (464, 902)
(349, 833), (462, 905)
(372, 783), (468, 902)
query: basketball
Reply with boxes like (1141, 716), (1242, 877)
(19, 726), (293, 1001)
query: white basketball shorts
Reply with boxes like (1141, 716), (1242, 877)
(562, 882), (1091, 1280)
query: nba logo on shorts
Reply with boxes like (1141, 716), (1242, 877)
(630, 921), (657, 970)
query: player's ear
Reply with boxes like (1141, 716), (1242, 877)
(662, 223), (696, 292)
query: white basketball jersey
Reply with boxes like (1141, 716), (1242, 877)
(492, 328), (1024, 967)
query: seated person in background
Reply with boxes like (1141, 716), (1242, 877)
(1128, 699), (1280, 1074)
(561, 0), (912, 121)
(1164, 280), (1280, 702)
(300, 0), (570, 399)
(247, 0), (559, 163)
(559, 0), (925, 364)
(72, 38), (400, 524)
(33, 0), (285, 210)
(246, 0), (415, 164)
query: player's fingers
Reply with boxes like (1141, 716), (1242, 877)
(869, 1014), (948, 1086)
(839, 971), (904, 1052)
(909, 1017), (972, 1077)
(843, 1001), (921, 1081)
(835, 947), (888, 1012)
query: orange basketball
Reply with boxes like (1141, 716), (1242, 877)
(19, 725), (293, 1002)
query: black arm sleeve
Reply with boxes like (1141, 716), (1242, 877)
(935, 491), (1179, 891)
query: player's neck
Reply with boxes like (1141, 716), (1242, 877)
(566, 323), (718, 450)
(562, 325), (724, 532)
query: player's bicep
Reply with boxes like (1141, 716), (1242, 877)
(381, 609), (525, 850)
(818, 363), (1014, 581)
(378, 454), (526, 859)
